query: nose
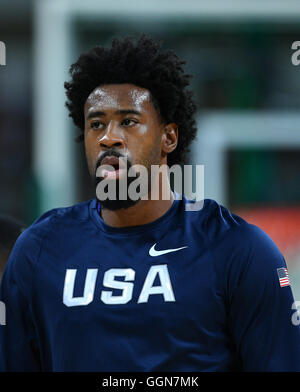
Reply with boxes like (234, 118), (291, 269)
(98, 121), (124, 149)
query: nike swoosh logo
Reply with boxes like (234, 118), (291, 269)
(149, 243), (188, 257)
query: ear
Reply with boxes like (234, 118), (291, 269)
(161, 123), (178, 159)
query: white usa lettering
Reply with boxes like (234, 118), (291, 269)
(63, 264), (175, 307)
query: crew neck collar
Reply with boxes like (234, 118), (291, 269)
(89, 197), (181, 236)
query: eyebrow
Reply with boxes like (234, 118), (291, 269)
(86, 109), (142, 120)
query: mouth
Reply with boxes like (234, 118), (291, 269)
(98, 156), (127, 180)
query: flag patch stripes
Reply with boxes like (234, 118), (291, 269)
(277, 267), (290, 288)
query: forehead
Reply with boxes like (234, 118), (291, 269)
(84, 83), (154, 114)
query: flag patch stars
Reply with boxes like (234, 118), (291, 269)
(277, 268), (290, 288)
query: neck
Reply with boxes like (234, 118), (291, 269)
(100, 179), (175, 228)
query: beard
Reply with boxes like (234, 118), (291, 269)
(93, 150), (146, 211)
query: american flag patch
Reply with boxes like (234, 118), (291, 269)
(277, 268), (290, 287)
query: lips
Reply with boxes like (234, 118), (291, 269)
(98, 155), (127, 180)
(101, 156), (121, 168)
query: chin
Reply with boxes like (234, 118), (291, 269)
(99, 198), (140, 211)
(94, 173), (146, 211)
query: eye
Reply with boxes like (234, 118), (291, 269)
(90, 121), (105, 130)
(121, 118), (138, 127)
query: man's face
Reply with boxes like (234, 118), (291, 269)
(84, 83), (165, 209)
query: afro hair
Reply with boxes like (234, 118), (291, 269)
(64, 34), (198, 167)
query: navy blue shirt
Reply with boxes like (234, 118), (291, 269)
(1, 197), (300, 371)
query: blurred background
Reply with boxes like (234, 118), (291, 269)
(0, 0), (300, 293)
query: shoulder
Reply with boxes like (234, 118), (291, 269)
(203, 199), (282, 264)
(31, 199), (92, 229)
(183, 197), (249, 243)
(25, 198), (93, 248)
(183, 197), (284, 276)
(3, 200), (93, 288)
(197, 200), (285, 297)
(184, 197), (278, 249)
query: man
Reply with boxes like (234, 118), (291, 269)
(0, 215), (25, 281)
(1, 35), (300, 372)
